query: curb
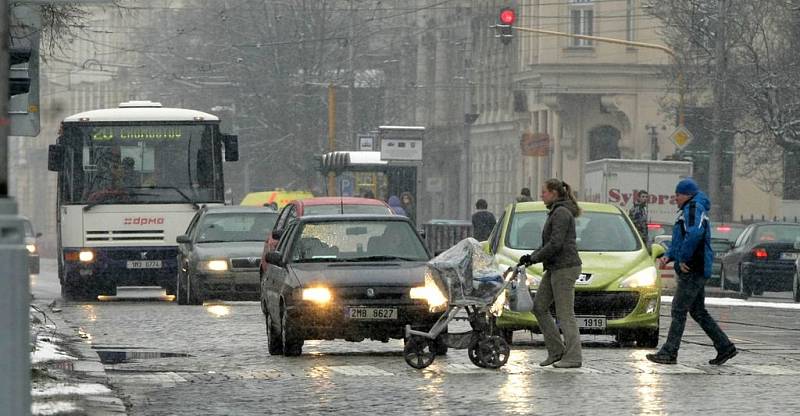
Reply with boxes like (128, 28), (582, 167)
(31, 299), (128, 415)
(661, 288), (748, 299)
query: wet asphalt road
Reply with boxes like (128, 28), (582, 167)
(32, 260), (800, 415)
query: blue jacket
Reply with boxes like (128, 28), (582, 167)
(668, 192), (713, 278)
(387, 196), (407, 216)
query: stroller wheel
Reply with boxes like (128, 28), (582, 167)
(473, 336), (510, 369)
(403, 337), (436, 369)
(467, 337), (487, 368)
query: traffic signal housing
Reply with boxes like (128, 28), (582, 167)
(8, 4), (41, 137)
(9, 47), (33, 96)
(497, 8), (516, 45)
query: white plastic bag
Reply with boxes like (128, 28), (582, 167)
(510, 270), (533, 312)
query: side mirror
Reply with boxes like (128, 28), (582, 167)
(176, 234), (192, 245)
(651, 243), (666, 259)
(271, 229), (283, 240)
(48, 144), (64, 171)
(266, 251), (284, 267)
(35, 232), (42, 238)
(417, 229), (426, 240)
(222, 134), (239, 162)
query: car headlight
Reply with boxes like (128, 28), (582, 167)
(619, 267), (658, 288)
(201, 260), (229, 272)
(26, 244), (37, 254)
(410, 274), (447, 311)
(302, 287), (332, 304)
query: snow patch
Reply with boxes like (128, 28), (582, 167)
(31, 338), (77, 364)
(32, 383), (111, 397)
(31, 401), (82, 415)
(662, 296), (800, 310)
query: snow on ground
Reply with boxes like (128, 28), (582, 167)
(31, 401), (81, 416)
(31, 338), (76, 364)
(32, 383), (111, 397)
(662, 296), (800, 310)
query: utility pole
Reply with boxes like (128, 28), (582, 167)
(1, 0), (32, 413)
(708, 0), (728, 221)
(646, 124), (659, 160)
(327, 84), (337, 196)
(346, 0), (355, 149)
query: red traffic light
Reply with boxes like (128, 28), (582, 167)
(499, 8), (516, 25)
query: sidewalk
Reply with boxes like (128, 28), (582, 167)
(661, 285), (748, 299)
(29, 299), (127, 416)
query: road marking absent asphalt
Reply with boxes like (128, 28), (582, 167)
(328, 365), (394, 376)
(730, 365), (800, 375)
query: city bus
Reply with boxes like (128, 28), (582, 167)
(47, 101), (238, 300)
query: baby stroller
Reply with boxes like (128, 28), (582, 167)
(403, 238), (525, 369)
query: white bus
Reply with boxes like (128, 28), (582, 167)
(47, 101), (239, 300)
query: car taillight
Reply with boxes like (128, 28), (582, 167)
(752, 248), (768, 260)
(716, 226), (731, 232)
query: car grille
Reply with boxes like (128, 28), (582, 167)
(104, 249), (176, 261)
(534, 291), (640, 320)
(230, 258), (260, 270)
(86, 229), (165, 242)
(333, 287), (407, 302)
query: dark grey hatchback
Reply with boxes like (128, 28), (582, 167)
(261, 215), (441, 356)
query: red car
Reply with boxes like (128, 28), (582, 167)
(260, 197), (393, 273)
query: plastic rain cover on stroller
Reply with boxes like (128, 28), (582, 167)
(426, 238), (504, 305)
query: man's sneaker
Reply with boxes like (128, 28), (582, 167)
(709, 347), (738, 365)
(646, 352), (677, 365)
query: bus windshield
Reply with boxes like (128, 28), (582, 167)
(58, 123), (224, 205)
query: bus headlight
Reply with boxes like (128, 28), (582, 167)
(201, 260), (229, 272)
(26, 244), (37, 254)
(619, 267), (658, 288)
(302, 287), (332, 304)
(79, 250), (95, 263)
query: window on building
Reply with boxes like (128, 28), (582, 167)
(570, 0), (594, 46)
(626, 0), (635, 41)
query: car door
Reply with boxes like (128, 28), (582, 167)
(726, 225), (754, 284)
(265, 222), (297, 318)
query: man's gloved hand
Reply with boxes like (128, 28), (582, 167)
(519, 254), (533, 267)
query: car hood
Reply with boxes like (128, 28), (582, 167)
(498, 247), (654, 289)
(193, 242), (264, 259)
(288, 262), (428, 288)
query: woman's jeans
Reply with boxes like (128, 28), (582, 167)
(532, 266), (583, 364)
(660, 271), (734, 357)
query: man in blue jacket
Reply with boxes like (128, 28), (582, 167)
(646, 178), (737, 365)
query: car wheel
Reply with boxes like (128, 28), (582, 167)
(187, 273), (203, 305)
(740, 270), (753, 298)
(266, 311), (283, 355)
(635, 328), (659, 348)
(615, 330), (637, 347)
(176, 272), (187, 305)
(793, 273), (800, 303)
(281, 304), (303, 356)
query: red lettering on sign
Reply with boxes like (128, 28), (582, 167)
(123, 217), (165, 226)
(608, 189), (622, 204)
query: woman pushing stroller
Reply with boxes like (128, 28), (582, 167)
(519, 178), (583, 368)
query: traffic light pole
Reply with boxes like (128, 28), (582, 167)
(509, 26), (685, 127)
(1, 0), (33, 414)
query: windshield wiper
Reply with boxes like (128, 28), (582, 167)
(348, 255), (421, 262)
(128, 186), (200, 210)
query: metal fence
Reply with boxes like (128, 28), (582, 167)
(422, 221), (473, 256)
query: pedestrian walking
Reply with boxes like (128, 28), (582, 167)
(516, 187), (533, 202)
(387, 195), (407, 216)
(519, 178), (583, 368)
(629, 190), (650, 242)
(400, 192), (416, 225)
(646, 178), (737, 365)
(471, 199), (496, 241)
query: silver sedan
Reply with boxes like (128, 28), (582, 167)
(176, 206), (277, 305)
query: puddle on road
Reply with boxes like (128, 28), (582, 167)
(94, 349), (193, 364)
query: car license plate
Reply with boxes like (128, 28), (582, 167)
(577, 316), (606, 329)
(126, 260), (162, 269)
(347, 307), (397, 320)
(780, 252), (799, 260)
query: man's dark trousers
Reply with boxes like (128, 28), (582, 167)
(660, 271), (734, 357)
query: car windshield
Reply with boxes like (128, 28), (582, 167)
(752, 224), (800, 244)
(196, 212), (278, 243)
(23, 220), (34, 237)
(303, 204), (390, 215)
(507, 211), (640, 252)
(291, 220), (428, 262)
(711, 224), (746, 242)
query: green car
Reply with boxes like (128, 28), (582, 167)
(488, 201), (665, 347)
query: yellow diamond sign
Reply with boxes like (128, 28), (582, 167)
(669, 126), (694, 150)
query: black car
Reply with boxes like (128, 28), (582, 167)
(176, 206), (278, 304)
(22, 217), (41, 275)
(261, 215), (441, 356)
(720, 222), (800, 297)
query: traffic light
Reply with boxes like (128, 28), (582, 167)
(497, 8), (516, 45)
(9, 47), (32, 97)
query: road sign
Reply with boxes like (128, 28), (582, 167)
(358, 134), (375, 151)
(669, 126), (694, 150)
